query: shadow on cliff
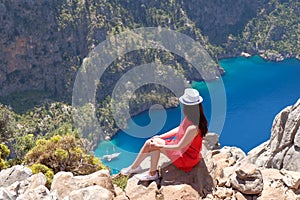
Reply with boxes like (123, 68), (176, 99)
(156, 158), (214, 197)
(135, 158), (214, 197)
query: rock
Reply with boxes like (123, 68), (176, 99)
(247, 99), (300, 171)
(50, 170), (114, 200)
(113, 185), (128, 200)
(160, 184), (200, 200)
(214, 187), (234, 199)
(124, 177), (157, 200)
(241, 52), (251, 58)
(0, 165), (32, 187)
(257, 169), (286, 200)
(202, 132), (220, 155)
(160, 158), (215, 197)
(0, 187), (15, 200)
(281, 169), (300, 190)
(18, 173), (47, 195)
(63, 185), (113, 200)
(230, 163), (263, 195)
(0, 171), (48, 200)
(6, 173), (46, 198)
(235, 191), (248, 200)
(16, 185), (56, 200)
(209, 146), (246, 187)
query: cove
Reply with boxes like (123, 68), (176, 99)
(94, 56), (300, 174)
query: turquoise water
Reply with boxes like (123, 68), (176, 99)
(95, 56), (300, 174)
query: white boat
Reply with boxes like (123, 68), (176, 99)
(102, 152), (121, 161)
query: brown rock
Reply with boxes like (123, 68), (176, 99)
(113, 185), (128, 200)
(230, 163), (263, 195)
(210, 147), (246, 187)
(214, 187), (234, 199)
(161, 184), (200, 200)
(160, 159), (215, 197)
(281, 169), (300, 190)
(256, 180), (286, 200)
(235, 191), (247, 200)
(124, 177), (157, 200)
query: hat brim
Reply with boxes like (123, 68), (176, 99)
(179, 95), (203, 105)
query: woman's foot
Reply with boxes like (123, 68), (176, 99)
(135, 171), (158, 181)
(120, 165), (142, 176)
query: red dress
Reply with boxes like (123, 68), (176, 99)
(165, 117), (203, 172)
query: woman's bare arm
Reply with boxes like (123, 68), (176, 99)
(153, 125), (198, 150)
(153, 127), (179, 139)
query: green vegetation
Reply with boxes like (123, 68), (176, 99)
(24, 135), (105, 175)
(112, 174), (129, 190)
(0, 143), (10, 170)
(225, 0), (300, 58)
(0, 101), (107, 182)
(0, 90), (54, 114)
(0, 104), (15, 145)
(29, 164), (54, 188)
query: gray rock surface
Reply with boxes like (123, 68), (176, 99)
(62, 185), (113, 200)
(0, 165), (32, 187)
(247, 98), (300, 171)
(50, 170), (114, 200)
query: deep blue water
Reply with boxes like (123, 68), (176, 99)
(94, 56), (300, 174)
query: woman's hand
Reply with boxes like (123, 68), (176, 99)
(150, 138), (165, 149)
(151, 135), (161, 139)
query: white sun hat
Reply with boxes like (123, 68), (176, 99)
(179, 88), (203, 105)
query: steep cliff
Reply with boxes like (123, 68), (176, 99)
(1, 0), (298, 113)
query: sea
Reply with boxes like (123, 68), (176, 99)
(94, 55), (300, 174)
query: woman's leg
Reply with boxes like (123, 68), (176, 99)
(130, 139), (152, 169)
(149, 138), (166, 175)
(149, 150), (160, 175)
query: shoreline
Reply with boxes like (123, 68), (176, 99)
(217, 52), (300, 62)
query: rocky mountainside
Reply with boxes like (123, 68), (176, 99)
(0, 0), (299, 113)
(0, 99), (300, 199)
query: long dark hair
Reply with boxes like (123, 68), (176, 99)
(183, 103), (208, 137)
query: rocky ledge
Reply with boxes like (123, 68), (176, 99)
(1, 99), (300, 200)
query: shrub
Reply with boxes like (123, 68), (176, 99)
(112, 174), (129, 190)
(0, 143), (10, 170)
(29, 163), (54, 188)
(24, 135), (106, 175)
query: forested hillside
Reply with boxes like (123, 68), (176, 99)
(1, 0), (298, 112)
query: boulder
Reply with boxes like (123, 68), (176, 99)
(230, 163), (263, 195)
(63, 185), (113, 200)
(50, 170), (114, 200)
(0, 187), (15, 200)
(202, 132), (220, 156)
(160, 158), (215, 197)
(113, 185), (128, 200)
(257, 168), (298, 200)
(0, 165), (32, 187)
(124, 177), (157, 200)
(281, 169), (300, 190)
(247, 99), (300, 171)
(209, 146), (246, 187)
(16, 185), (57, 200)
(18, 173), (47, 194)
(2, 173), (47, 200)
(160, 184), (200, 200)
